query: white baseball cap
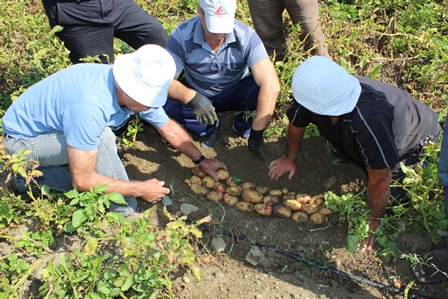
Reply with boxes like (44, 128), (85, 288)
(199, 0), (236, 34)
(113, 44), (175, 108)
(292, 56), (361, 116)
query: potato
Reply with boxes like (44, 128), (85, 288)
(216, 168), (230, 180)
(283, 192), (297, 201)
(309, 196), (324, 206)
(213, 182), (226, 193)
(207, 190), (223, 202)
(263, 195), (279, 206)
(190, 184), (209, 196)
(191, 167), (207, 178)
(183, 179), (191, 186)
(295, 193), (311, 204)
(318, 206), (333, 216)
(201, 175), (215, 189)
(273, 205), (291, 219)
(190, 175), (202, 185)
(291, 211), (309, 223)
(268, 189), (282, 197)
(254, 204), (273, 216)
(226, 186), (241, 196)
(223, 193), (239, 206)
(255, 186), (269, 195)
(235, 202), (254, 213)
(241, 189), (263, 203)
(226, 176), (238, 187)
(301, 204), (319, 215)
(241, 182), (256, 190)
(281, 187), (289, 194)
(310, 212), (328, 225)
(283, 199), (302, 211)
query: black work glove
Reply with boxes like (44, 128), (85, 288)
(187, 92), (217, 125)
(248, 129), (267, 160)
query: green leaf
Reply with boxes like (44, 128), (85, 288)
(64, 222), (76, 233)
(121, 275), (134, 291)
(107, 192), (126, 205)
(72, 209), (88, 228)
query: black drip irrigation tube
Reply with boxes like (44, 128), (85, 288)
(208, 227), (439, 299)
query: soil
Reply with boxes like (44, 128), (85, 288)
(121, 117), (447, 299)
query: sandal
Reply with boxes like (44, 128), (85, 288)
(413, 249), (448, 284)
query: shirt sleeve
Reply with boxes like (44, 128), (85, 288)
(138, 108), (169, 128)
(286, 101), (311, 128)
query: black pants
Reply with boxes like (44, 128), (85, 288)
(41, 0), (168, 64)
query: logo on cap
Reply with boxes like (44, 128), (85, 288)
(214, 6), (229, 15)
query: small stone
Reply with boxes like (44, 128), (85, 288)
(161, 196), (173, 206)
(180, 203), (199, 215)
(323, 176), (338, 189)
(211, 237), (227, 253)
(245, 246), (265, 266)
(182, 276), (190, 283)
(290, 294), (299, 299)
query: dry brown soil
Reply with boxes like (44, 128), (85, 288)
(122, 117), (447, 299)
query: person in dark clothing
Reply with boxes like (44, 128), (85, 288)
(268, 56), (441, 250)
(41, 0), (168, 64)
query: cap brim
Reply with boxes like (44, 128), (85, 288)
(205, 15), (234, 33)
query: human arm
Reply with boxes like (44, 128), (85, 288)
(156, 118), (226, 180)
(67, 145), (169, 204)
(360, 167), (392, 251)
(248, 58), (280, 159)
(268, 124), (306, 181)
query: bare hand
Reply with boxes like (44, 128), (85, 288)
(140, 179), (170, 204)
(199, 158), (227, 181)
(359, 219), (380, 252)
(268, 155), (296, 181)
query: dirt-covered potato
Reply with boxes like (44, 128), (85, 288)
(216, 168), (230, 180)
(263, 195), (279, 206)
(226, 186), (241, 196)
(283, 192), (297, 201)
(268, 189), (282, 197)
(235, 201), (254, 213)
(283, 199), (302, 211)
(254, 204), (273, 216)
(295, 193), (311, 204)
(281, 187), (289, 194)
(291, 211), (309, 223)
(318, 206), (333, 216)
(309, 196), (324, 206)
(201, 175), (215, 189)
(255, 185), (269, 194)
(241, 189), (263, 203)
(273, 205), (291, 219)
(213, 182), (226, 193)
(301, 204), (319, 215)
(207, 190), (223, 202)
(183, 179), (191, 186)
(191, 167), (207, 178)
(226, 176), (238, 187)
(190, 175), (202, 185)
(223, 193), (239, 205)
(310, 212), (328, 225)
(241, 182), (256, 190)
(190, 184), (209, 196)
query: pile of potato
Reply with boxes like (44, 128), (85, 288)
(184, 168), (333, 226)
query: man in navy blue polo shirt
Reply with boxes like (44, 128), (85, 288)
(164, 0), (280, 160)
(268, 56), (441, 250)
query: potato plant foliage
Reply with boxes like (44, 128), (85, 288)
(1, 0), (448, 297)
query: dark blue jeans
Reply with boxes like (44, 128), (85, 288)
(164, 75), (260, 138)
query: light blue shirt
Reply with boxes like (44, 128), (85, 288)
(166, 16), (268, 98)
(2, 64), (168, 151)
